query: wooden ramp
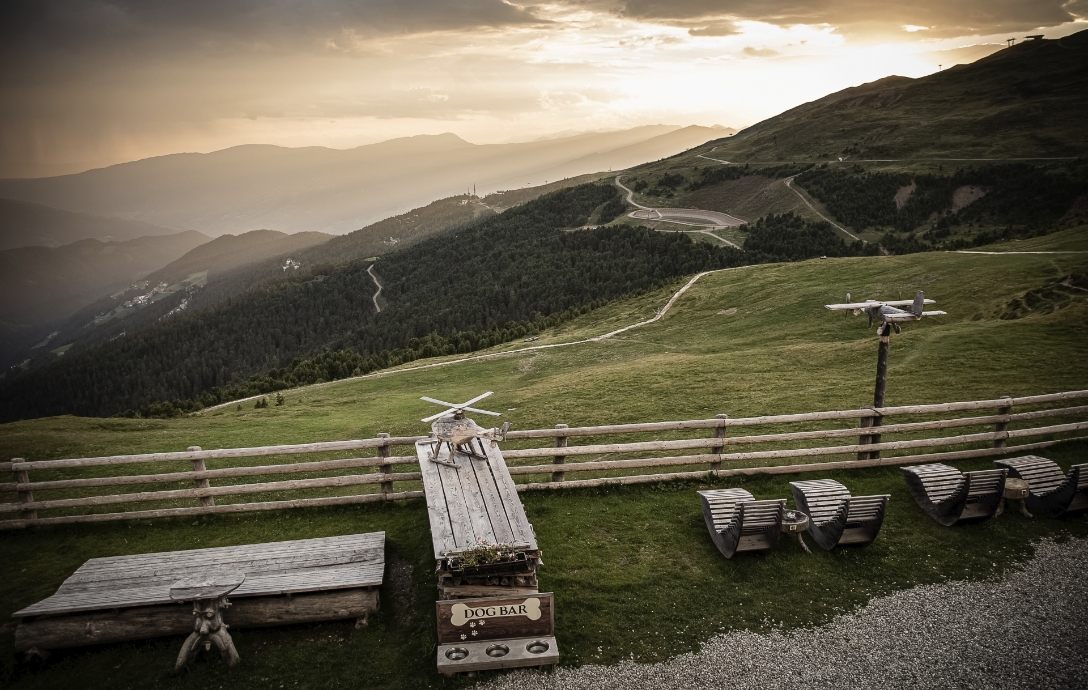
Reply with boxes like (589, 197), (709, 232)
(14, 532), (384, 653)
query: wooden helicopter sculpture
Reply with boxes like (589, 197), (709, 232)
(420, 391), (511, 467)
(824, 290), (946, 335)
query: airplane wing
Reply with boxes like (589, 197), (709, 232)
(825, 299), (935, 310)
(825, 301), (880, 310)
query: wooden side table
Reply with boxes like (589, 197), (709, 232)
(996, 478), (1033, 518)
(782, 510), (811, 553)
(170, 573), (245, 669)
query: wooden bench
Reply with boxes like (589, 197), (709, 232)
(13, 532), (384, 656)
(416, 438), (540, 600)
(789, 479), (890, 550)
(902, 464), (1007, 526)
(697, 488), (786, 558)
(995, 456), (1088, 518)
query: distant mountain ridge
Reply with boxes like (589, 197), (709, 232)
(0, 125), (728, 237)
(0, 230), (209, 364)
(0, 197), (181, 250)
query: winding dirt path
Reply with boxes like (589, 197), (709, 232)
(198, 267), (740, 413)
(782, 176), (861, 242)
(366, 264), (382, 313)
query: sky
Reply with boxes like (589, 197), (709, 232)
(1, 1), (1086, 179)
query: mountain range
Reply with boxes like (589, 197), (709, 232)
(0, 125), (729, 237)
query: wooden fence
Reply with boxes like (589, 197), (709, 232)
(2, 389), (1087, 530)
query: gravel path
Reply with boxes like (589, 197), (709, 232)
(477, 537), (1088, 690)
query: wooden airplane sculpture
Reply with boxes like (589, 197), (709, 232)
(420, 391), (510, 467)
(825, 290), (946, 334)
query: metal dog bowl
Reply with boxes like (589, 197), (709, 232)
(525, 640), (550, 654)
(485, 643), (510, 658)
(444, 647), (470, 661)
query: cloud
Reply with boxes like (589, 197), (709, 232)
(587, 0), (1082, 36)
(742, 46), (781, 57)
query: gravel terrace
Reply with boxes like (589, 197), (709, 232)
(476, 537), (1088, 690)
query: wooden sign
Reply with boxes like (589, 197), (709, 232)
(436, 593), (554, 644)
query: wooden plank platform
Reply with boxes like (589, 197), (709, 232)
(416, 439), (537, 559)
(15, 532), (384, 618)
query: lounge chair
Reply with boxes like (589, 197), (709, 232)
(901, 463), (1006, 526)
(789, 479), (890, 550)
(994, 456), (1088, 518)
(697, 488), (785, 558)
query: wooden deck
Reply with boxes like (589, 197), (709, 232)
(416, 439), (537, 559)
(15, 532), (384, 619)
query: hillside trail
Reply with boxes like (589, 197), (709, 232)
(199, 266), (741, 413)
(366, 264), (382, 313)
(614, 176), (743, 249)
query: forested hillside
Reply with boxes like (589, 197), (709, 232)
(0, 184), (748, 420)
(796, 161), (1088, 247)
(741, 213), (877, 262)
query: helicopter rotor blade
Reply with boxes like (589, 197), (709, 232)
(421, 409), (457, 423)
(457, 391), (494, 408)
(462, 406), (501, 417)
(420, 396), (458, 408)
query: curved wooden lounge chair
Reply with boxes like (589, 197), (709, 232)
(994, 456), (1088, 518)
(697, 488), (786, 559)
(901, 463), (1007, 526)
(789, 479), (890, 550)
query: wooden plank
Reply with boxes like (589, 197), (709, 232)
(454, 446), (499, 545)
(0, 455), (415, 493)
(0, 490), (422, 530)
(1, 436), (426, 472)
(434, 444), (480, 549)
(514, 437), (1088, 492)
(0, 471), (422, 514)
(466, 441), (517, 545)
(17, 534), (385, 617)
(416, 441), (457, 559)
(485, 443), (537, 551)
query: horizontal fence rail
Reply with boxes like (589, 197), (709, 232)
(3, 389), (1087, 529)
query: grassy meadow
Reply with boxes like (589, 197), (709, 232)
(1, 226), (1087, 689)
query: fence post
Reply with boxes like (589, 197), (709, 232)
(857, 409), (873, 461)
(552, 424), (568, 483)
(378, 433), (393, 495)
(710, 414), (728, 472)
(188, 446), (215, 507)
(994, 396), (1013, 449)
(12, 458), (37, 520)
(867, 408), (884, 460)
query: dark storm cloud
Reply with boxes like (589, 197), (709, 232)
(0, 0), (542, 52)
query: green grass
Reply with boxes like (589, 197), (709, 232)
(2, 227), (1087, 689)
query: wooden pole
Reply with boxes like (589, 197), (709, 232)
(994, 397), (1012, 448)
(12, 459), (36, 520)
(188, 446), (214, 507)
(867, 325), (890, 459)
(377, 433), (392, 495)
(710, 414), (728, 471)
(552, 424), (568, 483)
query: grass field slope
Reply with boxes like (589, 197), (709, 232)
(0, 225), (1085, 690)
(691, 31), (1088, 163)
